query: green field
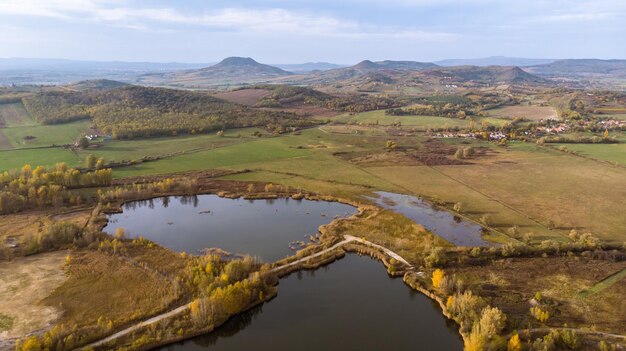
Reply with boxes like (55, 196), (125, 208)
(0, 148), (81, 171)
(76, 128), (264, 163)
(1, 119), (624, 244)
(1, 120), (91, 149)
(554, 143), (626, 165)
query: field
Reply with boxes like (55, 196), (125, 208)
(0, 252), (67, 339)
(333, 109), (511, 129)
(0, 103), (35, 128)
(0, 102), (37, 150)
(485, 104), (558, 120)
(1, 120), (91, 149)
(448, 256), (626, 334)
(0, 147), (81, 171)
(554, 143), (626, 166)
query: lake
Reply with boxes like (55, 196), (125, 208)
(104, 195), (357, 262)
(160, 254), (463, 351)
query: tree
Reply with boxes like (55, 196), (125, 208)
(507, 333), (521, 351)
(79, 136), (90, 149)
(385, 140), (397, 150)
(454, 149), (464, 160)
(432, 268), (445, 289)
(114, 227), (126, 239)
(85, 154), (97, 169)
(95, 158), (105, 170)
(17, 336), (42, 351)
(478, 306), (506, 338)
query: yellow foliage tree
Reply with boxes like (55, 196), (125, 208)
(432, 268), (445, 289)
(508, 333), (521, 351)
(446, 295), (454, 311)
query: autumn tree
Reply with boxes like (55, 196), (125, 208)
(432, 268), (445, 289)
(85, 154), (97, 169)
(507, 332), (521, 351)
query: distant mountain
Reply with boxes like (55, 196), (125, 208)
(423, 65), (550, 85)
(273, 62), (345, 73)
(526, 59), (626, 77)
(435, 56), (556, 67)
(140, 57), (293, 87)
(376, 60), (438, 70)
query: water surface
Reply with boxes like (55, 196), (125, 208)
(160, 254), (463, 351)
(368, 191), (490, 246)
(105, 195), (356, 262)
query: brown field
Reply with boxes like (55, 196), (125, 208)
(0, 251), (67, 339)
(448, 256), (626, 334)
(43, 247), (184, 329)
(486, 105), (558, 120)
(0, 209), (91, 249)
(213, 88), (272, 106)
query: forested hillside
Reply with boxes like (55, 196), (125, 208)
(22, 86), (316, 139)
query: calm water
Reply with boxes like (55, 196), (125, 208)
(105, 195), (356, 262)
(368, 191), (490, 246)
(159, 254), (463, 351)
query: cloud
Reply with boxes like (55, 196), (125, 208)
(0, 0), (457, 41)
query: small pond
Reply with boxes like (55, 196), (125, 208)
(104, 195), (357, 262)
(367, 191), (490, 246)
(159, 254), (463, 351)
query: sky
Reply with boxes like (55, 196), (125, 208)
(0, 0), (624, 64)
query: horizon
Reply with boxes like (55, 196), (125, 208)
(0, 55), (624, 67)
(0, 0), (624, 63)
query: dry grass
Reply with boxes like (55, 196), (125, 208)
(43, 247), (184, 329)
(323, 208), (452, 264)
(0, 251), (67, 339)
(365, 142), (626, 243)
(448, 256), (626, 334)
(486, 105), (558, 121)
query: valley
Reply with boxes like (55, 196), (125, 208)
(0, 56), (625, 351)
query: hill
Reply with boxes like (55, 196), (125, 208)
(376, 60), (438, 70)
(21, 84), (316, 139)
(139, 57), (293, 87)
(526, 59), (626, 77)
(273, 62), (345, 73)
(435, 56), (556, 67)
(66, 79), (130, 91)
(423, 65), (550, 85)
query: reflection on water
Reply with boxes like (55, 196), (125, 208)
(368, 191), (491, 246)
(160, 255), (463, 351)
(105, 195), (357, 262)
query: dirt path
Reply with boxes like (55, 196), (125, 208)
(79, 235), (415, 350)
